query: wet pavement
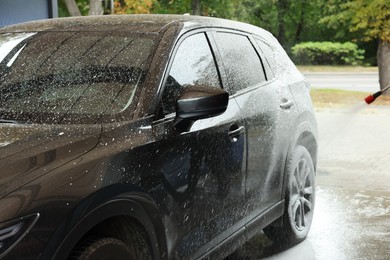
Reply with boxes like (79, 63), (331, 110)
(229, 104), (390, 259)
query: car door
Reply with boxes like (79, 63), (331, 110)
(211, 30), (298, 219)
(150, 31), (247, 259)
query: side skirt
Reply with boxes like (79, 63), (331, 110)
(191, 200), (285, 260)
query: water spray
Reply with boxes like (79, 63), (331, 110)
(365, 85), (390, 104)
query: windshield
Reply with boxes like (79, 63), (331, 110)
(0, 31), (156, 124)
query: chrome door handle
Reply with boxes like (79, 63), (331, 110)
(280, 99), (294, 109)
(228, 125), (245, 142)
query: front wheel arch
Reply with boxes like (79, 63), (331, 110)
(51, 197), (166, 260)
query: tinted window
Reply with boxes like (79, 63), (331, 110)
(162, 33), (221, 115)
(214, 32), (266, 93)
(0, 32), (156, 123)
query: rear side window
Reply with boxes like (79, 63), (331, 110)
(254, 40), (275, 80)
(256, 39), (278, 78)
(214, 32), (266, 94)
(255, 36), (303, 83)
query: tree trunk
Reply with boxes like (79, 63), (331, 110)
(294, 2), (305, 43)
(192, 0), (201, 16)
(277, 0), (288, 46)
(64, 0), (82, 16)
(89, 0), (103, 15)
(377, 39), (390, 95)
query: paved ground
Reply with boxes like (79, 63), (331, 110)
(309, 104), (390, 260)
(229, 103), (390, 260)
(316, 104), (390, 191)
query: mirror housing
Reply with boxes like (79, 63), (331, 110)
(173, 85), (229, 132)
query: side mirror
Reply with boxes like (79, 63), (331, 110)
(173, 85), (229, 132)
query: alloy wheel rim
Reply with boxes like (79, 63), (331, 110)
(290, 157), (314, 232)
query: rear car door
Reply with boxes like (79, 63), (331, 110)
(211, 30), (298, 219)
(151, 31), (247, 258)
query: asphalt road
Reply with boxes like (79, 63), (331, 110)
(304, 72), (380, 92)
(230, 104), (390, 260)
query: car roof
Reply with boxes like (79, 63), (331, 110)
(0, 14), (272, 38)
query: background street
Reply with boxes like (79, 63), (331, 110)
(304, 72), (380, 92)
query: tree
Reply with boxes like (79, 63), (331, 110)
(191, 0), (201, 15)
(114, 0), (156, 14)
(228, 0), (334, 50)
(154, 0), (235, 17)
(321, 0), (390, 91)
(89, 0), (103, 15)
(63, 0), (82, 16)
(61, 0), (103, 16)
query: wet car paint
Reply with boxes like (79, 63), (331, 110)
(0, 15), (317, 259)
(0, 124), (101, 200)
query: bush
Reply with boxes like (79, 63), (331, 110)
(291, 42), (365, 65)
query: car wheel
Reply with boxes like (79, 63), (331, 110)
(70, 237), (136, 260)
(265, 145), (315, 246)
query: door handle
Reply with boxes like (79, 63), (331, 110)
(280, 99), (294, 109)
(228, 125), (245, 142)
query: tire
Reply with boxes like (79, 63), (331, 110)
(70, 237), (135, 260)
(264, 145), (316, 247)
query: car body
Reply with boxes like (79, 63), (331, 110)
(0, 15), (318, 259)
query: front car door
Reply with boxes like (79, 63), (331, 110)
(150, 30), (247, 259)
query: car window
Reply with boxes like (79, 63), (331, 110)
(0, 31), (156, 123)
(253, 39), (275, 80)
(255, 38), (279, 79)
(255, 36), (303, 83)
(161, 33), (221, 115)
(214, 32), (266, 94)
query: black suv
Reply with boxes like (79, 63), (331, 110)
(0, 15), (318, 259)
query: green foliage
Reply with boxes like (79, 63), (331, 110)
(58, 0), (381, 65)
(292, 42), (365, 65)
(228, 0), (337, 49)
(58, 0), (96, 16)
(58, 0), (70, 17)
(153, 0), (236, 17)
(77, 0), (90, 15)
(320, 0), (390, 42)
(153, 0), (193, 14)
(114, 0), (157, 14)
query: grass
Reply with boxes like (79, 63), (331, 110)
(297, 65), (378, 73)
(310, 88), (390, 108)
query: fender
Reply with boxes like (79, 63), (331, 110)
(41, 184), (167, 260)
(280, 115), (318, 202)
